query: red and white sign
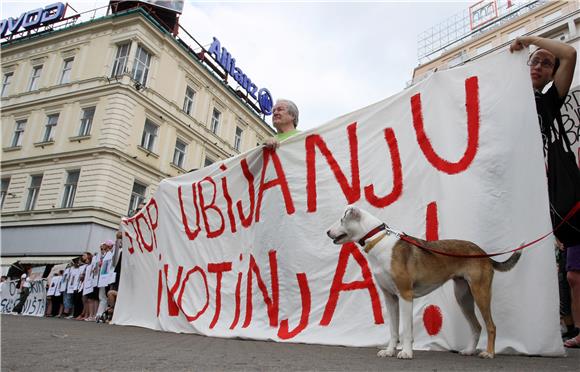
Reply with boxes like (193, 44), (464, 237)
(113, 50), (563, 356)
(470, 0), (499, 30)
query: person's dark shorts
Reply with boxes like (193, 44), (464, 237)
(566, 245), (580, 271)
(87, 289), (99, 300)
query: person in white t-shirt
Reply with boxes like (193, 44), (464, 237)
(75, 252), (92, 320)
(96, 240), (114, 321)
(65, 259), (81, 319)
(59, 264), (73, 317)
(73, 258), (86, 319)
(84, 250), (100, 321)
(51, 269), (65, 317)
(11, 266), (32, 315)
(45, 272), (61, 317)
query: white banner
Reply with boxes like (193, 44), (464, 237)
(113, 51), (564, 356)
(0, 279), (47, 316)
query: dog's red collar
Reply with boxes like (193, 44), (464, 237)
(358, 223), (387, 246)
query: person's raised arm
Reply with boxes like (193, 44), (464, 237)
(510, 36), (576, 98)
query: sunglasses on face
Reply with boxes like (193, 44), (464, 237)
(527, 58), (554, 68)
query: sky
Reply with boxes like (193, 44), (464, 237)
(1, 0), (473, 131)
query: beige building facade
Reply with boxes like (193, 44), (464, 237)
(414, 1), (579, 82)
(0, 7), (274, 260)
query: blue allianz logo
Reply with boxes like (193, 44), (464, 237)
(257, 88), (273, 115)
(1, 3), (66, 39)
(208, 37), (273, 115)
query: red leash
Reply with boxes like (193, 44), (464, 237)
(398, 202), (580, 259)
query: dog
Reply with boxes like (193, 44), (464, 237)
(326, 205), (521, 359)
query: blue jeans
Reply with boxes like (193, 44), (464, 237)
(63, 292), (74, 312)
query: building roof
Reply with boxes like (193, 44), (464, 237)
(1, 5), (273, 129)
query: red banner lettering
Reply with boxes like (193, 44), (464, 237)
(306, 122), (360, 212)
(411, 76), (480, 174)
(320, 243), (384, 326)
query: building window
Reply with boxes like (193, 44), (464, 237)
(210, 108), (221, 134)
(1, 72), (13, 97)
(78, 107), (95, 136)
(183, 86), (195, 115)
(43, 114), (59, 142)
(25, 175), (43, 210)
(59, 58), (74, 84)
(132, 45), (151, 86)
(128, 181), (146, 216)
(111, 43), (131, 77)
(204, 157), (215, 167)
(28, 65), (43, 91)
(173, 139), (187, 168)
(1, 178), (10, 209)
(61, 170), (80, 208)
(234, 126), (243, 151)
(11, 119), (26, 147)
(140, 119), (158, 152)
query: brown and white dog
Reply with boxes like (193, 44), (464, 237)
(326, 205), (521, 359)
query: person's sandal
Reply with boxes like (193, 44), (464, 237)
(562, 327), (579, 340)
(564, 336), (580, 348)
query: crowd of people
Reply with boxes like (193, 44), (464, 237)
(8, 232), (124, 323)
(45, 234), (122, 323)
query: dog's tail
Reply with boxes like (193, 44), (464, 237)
(491, 250), (522, 272)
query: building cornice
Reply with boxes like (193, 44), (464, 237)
(1, 146), (171, 181)
(1, 206), (122, 229)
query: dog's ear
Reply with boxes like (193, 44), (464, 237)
(345, 206), (361, 221)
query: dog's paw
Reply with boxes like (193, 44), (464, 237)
(377, 348), (396, 358)
(397, 350), (413, 359)
(478, 351), (494, 359)
(459, 348), (476, 356)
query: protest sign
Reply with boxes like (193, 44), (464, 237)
(0, 279), (47, 316)
(113, 51), (563, 356)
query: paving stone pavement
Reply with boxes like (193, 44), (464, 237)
(2, 314), (579, 371)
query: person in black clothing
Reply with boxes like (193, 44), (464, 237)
(11, 266), (32, 314)
(510, 36), (576, 147)
(510, 36), (578, 348)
